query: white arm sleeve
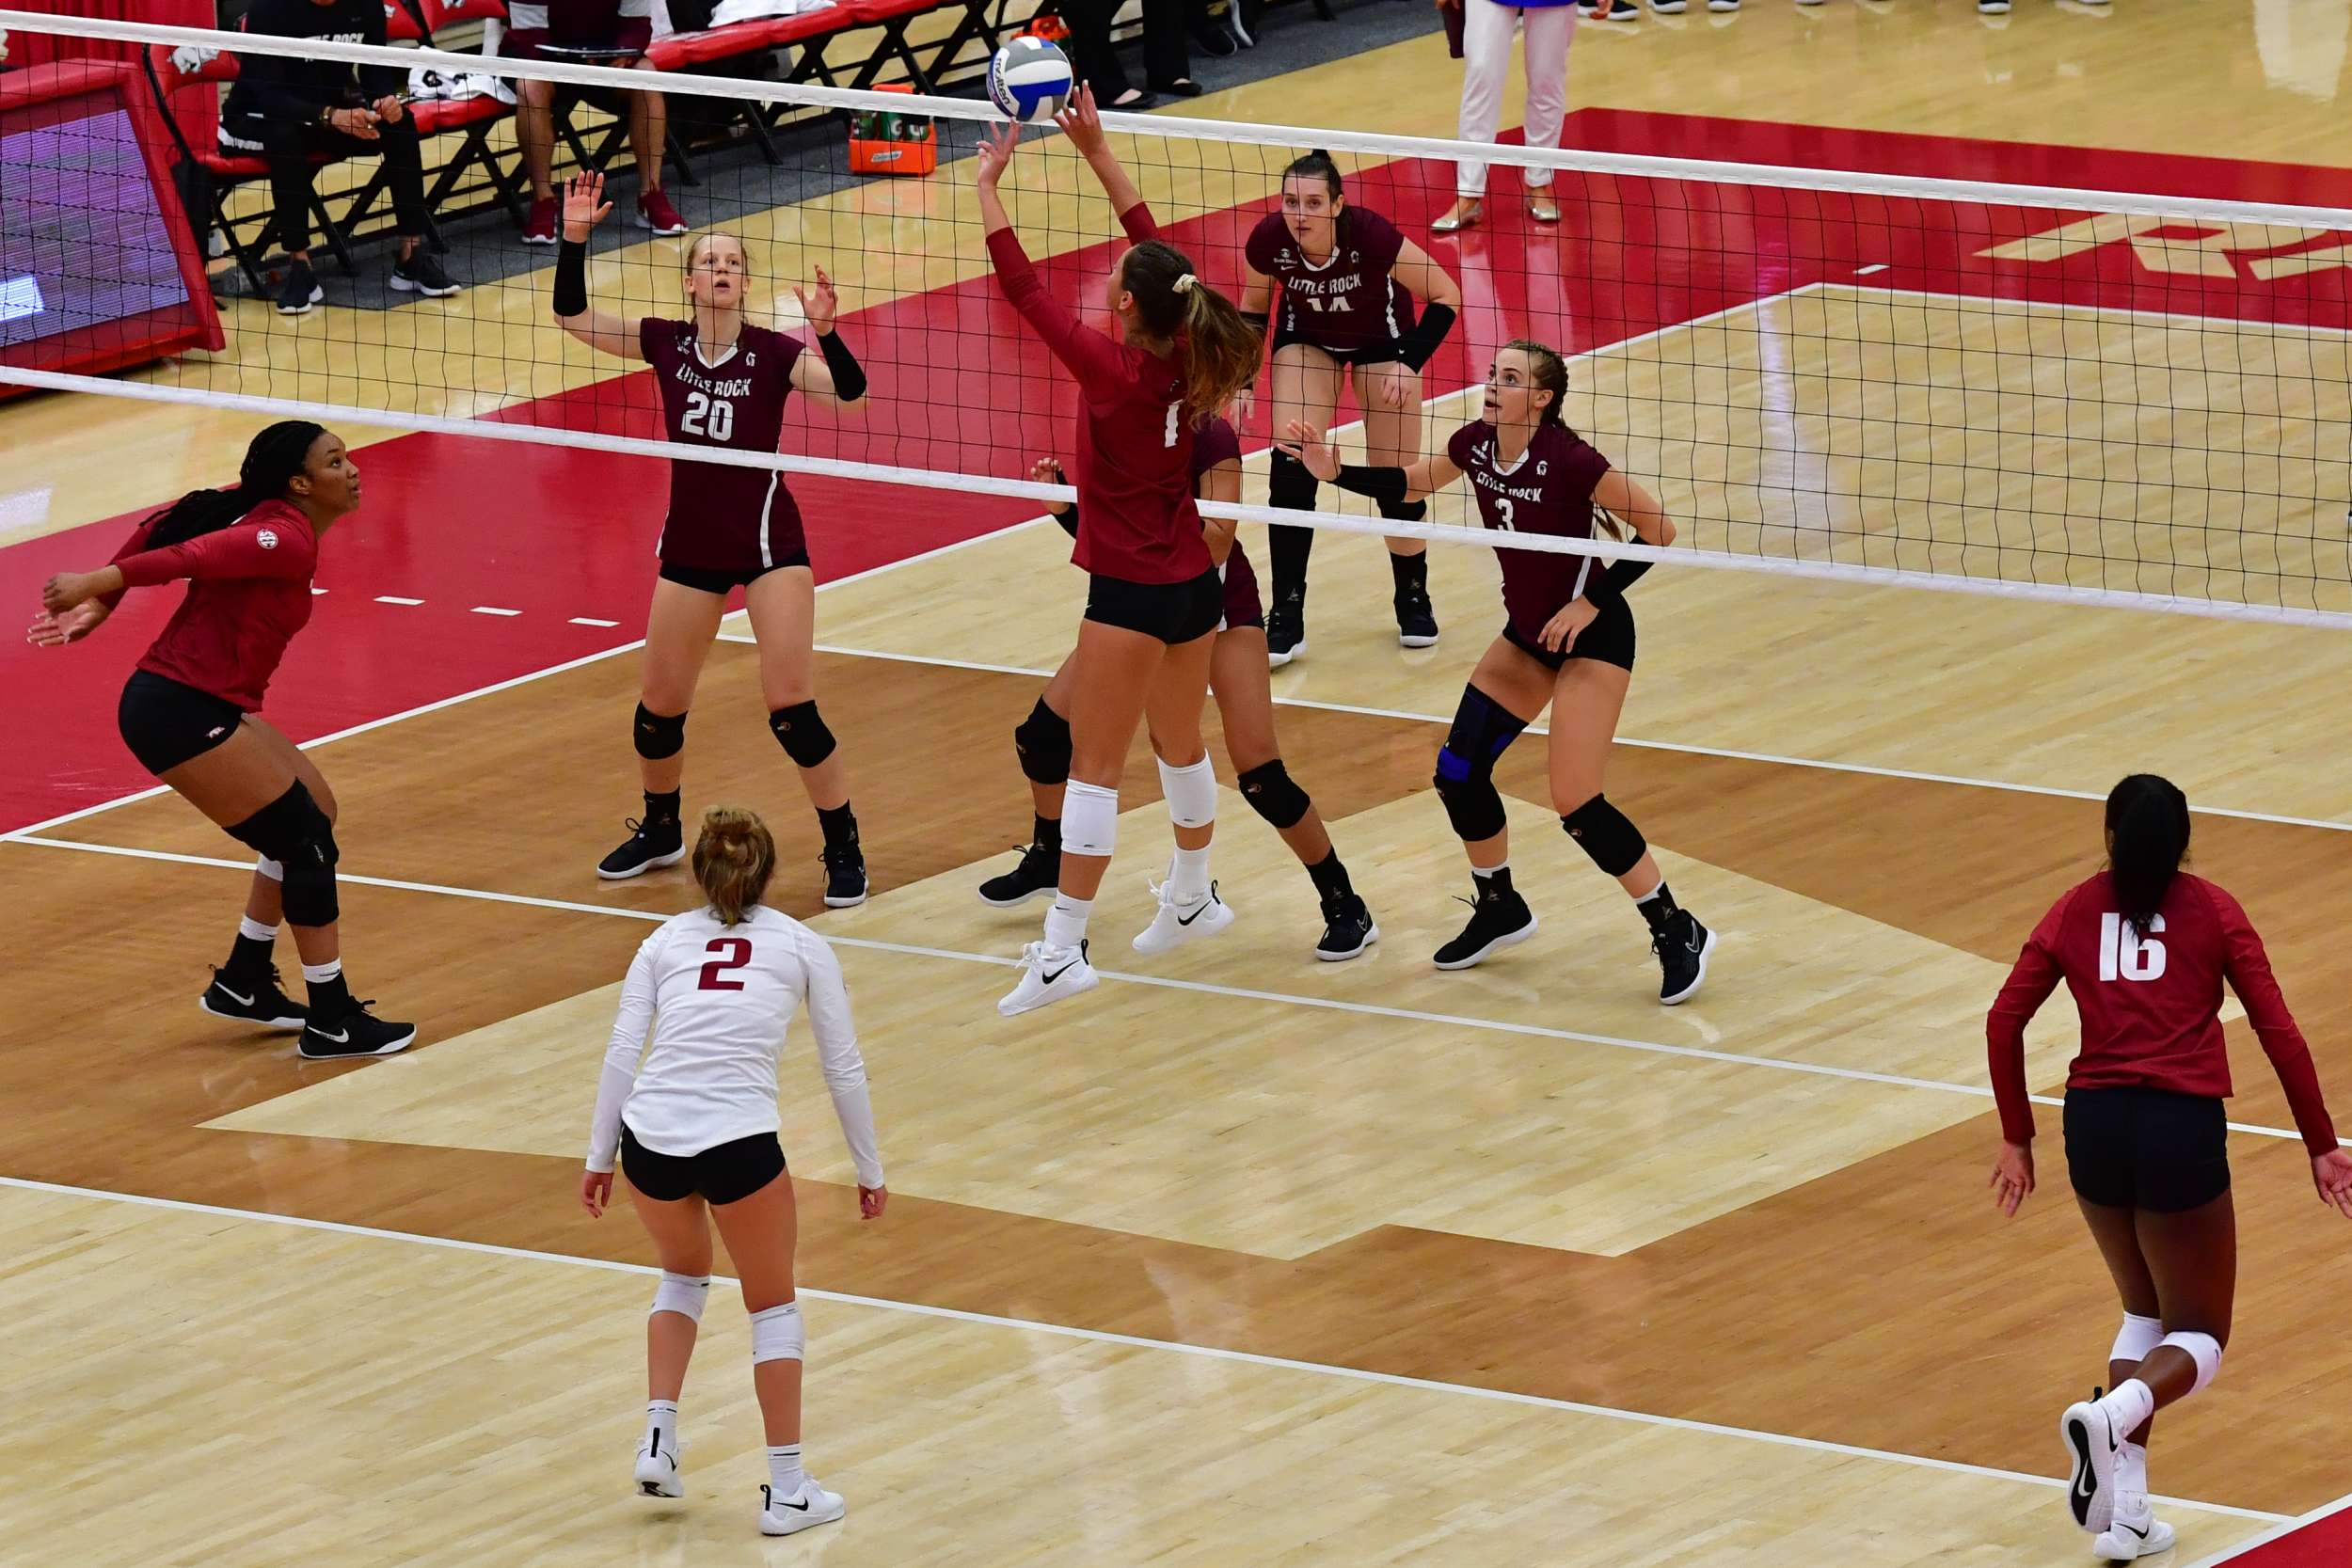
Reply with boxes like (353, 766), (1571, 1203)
(586, 936), (660, 1173)
(801, 931), (883, 1189)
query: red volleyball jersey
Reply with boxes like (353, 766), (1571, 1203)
(1987, 871), (2337, 1155)
(1445, 420), (1613, 641)
(639, 317), (806, 572)
(988, 202), (1212, 586)
(1244, 207), (1414, 354)
(103, 499), (320, 711)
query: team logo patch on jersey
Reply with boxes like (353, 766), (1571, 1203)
(1536, 462), (1549, 476)
(256, 529), (278, 548)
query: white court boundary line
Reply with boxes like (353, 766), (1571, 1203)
(2187, 1487), (2352, 1565)
(0, 1172), (2291, 1526)
(12, 9), (2352, 230)
(1, 832), (2312, 1147)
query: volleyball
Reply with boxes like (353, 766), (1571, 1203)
(987, 37), (1073, 124)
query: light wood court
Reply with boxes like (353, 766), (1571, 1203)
(10, 0), (2352, 1562)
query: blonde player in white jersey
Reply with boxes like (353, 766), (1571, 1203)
(580, 806), (886, 1538)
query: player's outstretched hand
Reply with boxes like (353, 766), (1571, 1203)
(976, 120), (1022, 188)
(2314, 1147), (2352, 1218)
(26, 601), (107, 648)
(1990, 1139), (2035, 1218)
(563, 171), (613, 241)
(1278, 420), (1340, 482)
(1055, 83), (1107, 159)
(793, 264), (839, 337)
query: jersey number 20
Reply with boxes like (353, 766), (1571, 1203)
(699, 936), (753, 990)
(2097, 912), (2167, 983)
(683, 391), (736, 442)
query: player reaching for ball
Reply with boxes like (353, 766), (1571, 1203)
(552, 172), (874, 906)
(977, 87), (1263, 1017)
(1283, 339), (1716, 1003)
(981, 427), (1378, 961)
(1241, 150), (1463, 665)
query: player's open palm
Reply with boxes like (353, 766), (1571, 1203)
(563, 171), (612, 240)
(793, 265), (839, 337)
(26, 601), (107, 648)
(2315, 1148), (2352, 1217)
(1279, 420), (1340, 481)
(1054, 84), (1106, 159)
(976, 120), (1021, 187)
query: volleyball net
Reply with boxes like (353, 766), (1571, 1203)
(6, 10), (2352, 625)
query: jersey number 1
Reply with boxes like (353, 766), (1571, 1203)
(1164, 400), (1181, 449)
(2097, 912), (2167, 983)
(698, 936), (753, 990)
(683, 391), (735, 442)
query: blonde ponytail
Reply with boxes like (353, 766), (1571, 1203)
(692, 805), (777, 926)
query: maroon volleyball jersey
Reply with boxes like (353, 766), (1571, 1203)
(1188, 415), (1258, 624)
(1445, 420), (1613, 641)
(1987, 873), (2337, 1155)
(639, 317), (806, 573)
(1244, 207), (1414, 355)
(101, 499), (319, 710)
(988, 203), (1213, 586)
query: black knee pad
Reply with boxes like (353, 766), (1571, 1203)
(769, 701), (837, 769)
(1378, 498), (1429, 524)
(633, 703), (687, 761)
(1561, 793), (1647, 878)
(229, 781), (339, 926)
(1267, 448), (1320, 513)
(1014, 697), (1072, 785)
(1237, 759), (1311, 831)
(1433, 688), (1527, 843)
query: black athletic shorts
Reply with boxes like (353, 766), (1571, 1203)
(1085, 568), (1224, 644)
(1267, 325), (1413, 368)
(621, 1124), (787, 1206)
(1502, 595), (1636, 673)
(118, 669), (246, 776)
(2063, 1085), (2231, 1213)
(658, 555), (810, 595)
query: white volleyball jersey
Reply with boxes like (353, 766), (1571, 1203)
(586, 904), (882, 1189)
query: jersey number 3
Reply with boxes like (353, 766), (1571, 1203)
(698, 936), (753, 990)
(2097, 912), (2167, 983)
(683, 391), (736, 442)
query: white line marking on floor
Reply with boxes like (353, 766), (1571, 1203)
(1854, 262), (1891, 276)
(469, 606), (521, 617)
(2187, 1485), (2352, 1565)
(567, 616), (619, 627)
(0, 833), (2310, 1146)
(0, 1172), (2290, 1525)
(374, 595), (424, 607)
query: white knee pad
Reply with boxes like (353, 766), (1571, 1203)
(1156, 755), (1218, 831)
(1062, 780), (1120, 859)
(2111, 1312), (2165, 1366)
(256, 856), (284, 882)
(750, 1300), (804, 1365)
(2160, 1330), (2221, 1397)
(650, 1272), (711, 1323)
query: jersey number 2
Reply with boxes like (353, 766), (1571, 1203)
(2097, 912), (2167, 983)
(698, 936), (753, 990)
(683, 391), (736, 442)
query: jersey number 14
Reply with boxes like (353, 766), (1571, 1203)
(683, 391), (736, 442)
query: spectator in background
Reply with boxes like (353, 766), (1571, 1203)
(1065, 0), (1199, 109)
(220, 0), (464, 313)
(504, 0), (688, 244)
(1434, 0), (1570, 232)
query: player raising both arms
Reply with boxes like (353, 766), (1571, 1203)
(553, 172), (873, 905)
(29, 421), (415, 1059)
(1284, 340), (1715, 1003)
(981, 423), (1378, 961)
(1987, 775), (2349, 1561)
(978, 88), (1263, 1016)
(582, 806), (884, 1538)
(1241, 150), (1461, 665)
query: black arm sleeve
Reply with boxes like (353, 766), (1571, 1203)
(1242, 309), (1269, 334)
(230, 0), (354, 122)
(1053, 499), (1080, 540)
(553, 239), (589, 318)
(1331, 465), (1410, 510)
(1393, 301), (1457, 372)
(356, 0), (403, 102)
(816, 330), (867, 403)
(1581, 557), (1654, 606)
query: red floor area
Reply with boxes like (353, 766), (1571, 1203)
(6, 115), (2347, 832)
(2210, 1497), (2352, 1567)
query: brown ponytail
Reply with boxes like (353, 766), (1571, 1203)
(1121, 239), (1262, 423)
(692, 805), (776, 926)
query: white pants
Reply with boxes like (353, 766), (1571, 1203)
(1454, 0), (1573, 198)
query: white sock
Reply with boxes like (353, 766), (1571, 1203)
(299, 958), (342, 985)
(1168, 845), (1212, 904)
(238, 915), (279, 943)
(767, 1442), (804, 1498)
(2117, 1439), (2149, 1513)
(1043, 893), (1093, 951)
(644, 1399), (677, 1450)
(1473, 860), (1509, 880)
(2100, 1378), (2156, 1435)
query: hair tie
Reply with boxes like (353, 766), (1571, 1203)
(1173, 273), (1198, 294)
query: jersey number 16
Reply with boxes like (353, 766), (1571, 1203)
(2097, 912), (2167, 983)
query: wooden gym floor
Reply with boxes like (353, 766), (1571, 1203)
(7, 4), (2352, 1563)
